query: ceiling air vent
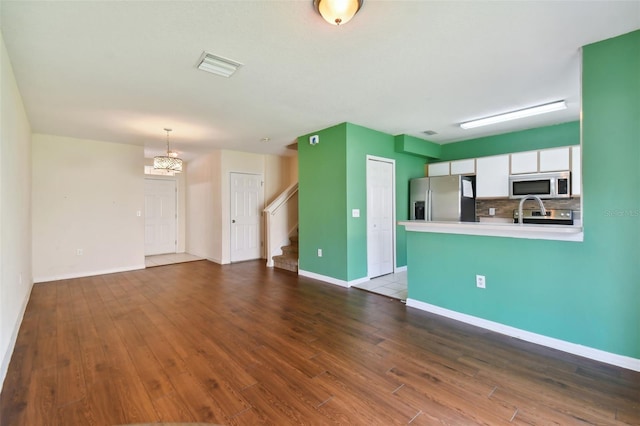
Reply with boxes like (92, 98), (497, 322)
(422, 130), (438, 136)
(197, 52), (242, 78)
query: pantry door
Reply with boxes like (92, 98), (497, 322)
(366, 156), (395, 278)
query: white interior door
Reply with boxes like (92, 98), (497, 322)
(144, 178), (177, 256)
(230, 172), (263, 262)
(367, 157), (395, 278)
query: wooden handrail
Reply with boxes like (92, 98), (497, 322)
(264, 182), (298, 215)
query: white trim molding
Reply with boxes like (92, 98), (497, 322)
(0, 282), (33, 394)
(298, 269), (368, 288)
(34, 264), (146, 283)
(406, 299), (640, 372)
(395, 265), (407, 273)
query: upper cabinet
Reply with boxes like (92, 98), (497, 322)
(476, 155), (510, 198)
(510, 147), (572, 174)
(539, 147), (570, 172)
(428, 159), (475, 176)
(510, 151), (538, 174)
(427, 162), (450, 176)
(450, 159), (476, 175)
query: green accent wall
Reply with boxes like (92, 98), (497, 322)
(406, 30), (640, 359)
(394, 134), (442, 159)
(298, 124), (349, 280)
(436, 121), (580, 162)
(298, 123), (426, 282)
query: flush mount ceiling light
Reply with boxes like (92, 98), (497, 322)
(197, 52), (242, 78)
(313, 0), (363, 25)
(460, 101), (567, 130)
(153, 128), (183, 173)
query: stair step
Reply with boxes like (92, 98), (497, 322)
(289, 234), (299, 244)
(273, 253), (298, 273)
(281, 244), (299, 255)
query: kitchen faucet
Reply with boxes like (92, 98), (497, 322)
(518, 195), (547, 225)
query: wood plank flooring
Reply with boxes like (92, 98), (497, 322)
(1, 260), (639, 425)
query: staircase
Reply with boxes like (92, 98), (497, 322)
(273, 234), (298, 272)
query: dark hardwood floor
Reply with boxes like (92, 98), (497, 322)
(1, 260), (638, 425)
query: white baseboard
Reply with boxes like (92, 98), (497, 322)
(34, 264), (146, 283)
(406, 299), (640, 372)
(0, 281), (34, 393)
(298, 269), (368, 288)
(298, 269), (408, 288)
(395, 265), (407, 272)
(299, 269), (349, 287)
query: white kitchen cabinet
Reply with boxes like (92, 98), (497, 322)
(428, 162), (450, 176)
(571, 145), (581, 196)
(539, 147), (570, 172)
(476, 154), (510, 198)
(510, 151), (538, 174)
(450, 159), (475, 175)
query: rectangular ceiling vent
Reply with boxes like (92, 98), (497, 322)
(197, 52), (242, 78)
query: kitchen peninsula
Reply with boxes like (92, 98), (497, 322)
(399, 220), (583, 242)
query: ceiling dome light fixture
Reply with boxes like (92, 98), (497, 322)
(153, 128), (183, 173)
(313, 0), (363, 26)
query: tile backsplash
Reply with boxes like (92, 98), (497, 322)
(476, 198), (581, 220)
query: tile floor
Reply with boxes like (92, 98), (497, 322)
(352, 270), (408, 300)
(145, 252), (203, 268)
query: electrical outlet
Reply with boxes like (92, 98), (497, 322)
(489, 208), (496, 216)
(76, 249), (83, 256)
(317, 248), (323, 257)
(476, 274), (486, 289)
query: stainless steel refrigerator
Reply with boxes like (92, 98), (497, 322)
(409, 175), (476, 222)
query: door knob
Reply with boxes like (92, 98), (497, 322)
(232, 220), (236, 223)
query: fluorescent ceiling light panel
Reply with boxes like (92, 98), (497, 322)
(460, 101), (567, 129)
(197, 52), (242, 78)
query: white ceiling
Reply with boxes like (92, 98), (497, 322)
(1, 1), (639, 160)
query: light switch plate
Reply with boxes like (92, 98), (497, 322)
(352, 209), (360, 218)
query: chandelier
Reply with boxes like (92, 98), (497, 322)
(153, 128), (183, 173)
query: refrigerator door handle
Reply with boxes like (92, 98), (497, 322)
(427, 189), (432, 221)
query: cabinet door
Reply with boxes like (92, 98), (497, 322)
(476, 155), (510, 198)
(571, 145), (581, 196)
(450, 159), (475, 175)
(510, 151), (538, 174)
(539, 147), (570, 172)
(428, 162), (450, 176)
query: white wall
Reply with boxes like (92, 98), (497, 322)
(185, 151), (220, 262)
(0, 34), (33, 392)
(186, 150), (297, 264)
(32, 134), (145, 282)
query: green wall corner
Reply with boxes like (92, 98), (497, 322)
(298, 123), (425, 283)
(298, 123), (349, 280)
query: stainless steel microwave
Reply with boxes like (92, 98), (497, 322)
(509, 171), (571, 199)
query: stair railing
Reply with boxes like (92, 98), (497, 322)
(264, 182), (298, 267)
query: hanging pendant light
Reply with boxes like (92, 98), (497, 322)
(153, 128), (183, 173)
(313, 0), (363, 26)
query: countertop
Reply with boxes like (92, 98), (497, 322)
(398, 220), (584, 242)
